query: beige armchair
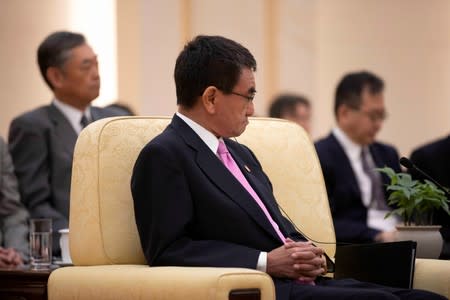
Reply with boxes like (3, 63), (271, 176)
(48, 116), (449, 299)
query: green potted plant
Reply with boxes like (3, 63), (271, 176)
(378, 167), (450, 225)
(377, 167), (450, 258)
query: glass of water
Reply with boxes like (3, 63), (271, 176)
(29, 218), (52, 270)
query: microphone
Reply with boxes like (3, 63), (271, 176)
(399, 157), (450, 199)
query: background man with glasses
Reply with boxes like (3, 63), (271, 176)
(315, 71), (401, 244)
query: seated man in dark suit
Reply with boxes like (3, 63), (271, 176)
(410, 136), (450, 259)
(0, 136), (28, 268)
(8, 31), (124, 254)
(131, 35), (444, 300)
(315, 71), (401, 244)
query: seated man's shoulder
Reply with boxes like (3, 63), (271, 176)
(12, 105), (50, 123)
(10, 105), (53, 131)
(372, 140), (398, 153)
(142, 129), (183, 152)
(93, 105), (128, 118)
(314, 134), (337, 158)
(412, 136), (449, 157)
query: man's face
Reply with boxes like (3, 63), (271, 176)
(57, 43), (100, 107)
(283, 103), (311, 133)
(339, 88), (386, 145)
(210, 68), (256, 138)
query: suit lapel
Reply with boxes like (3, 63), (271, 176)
(48, 104), (78, 153)
(228, 144), (289, 237)
(369, 145), (383, 168)
(329, 133), (361, 197)
(171, 115), (282, 242)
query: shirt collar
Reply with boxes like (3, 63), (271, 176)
(176, 112), (220, 154)
(332, 126), (364, 162)
(52, 99), (92, 134)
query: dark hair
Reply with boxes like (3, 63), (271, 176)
(37, 31), (86, 89)
(269, 94), (310, 118)
(334, 71), (384, 117)
(174, 35), (257, 108)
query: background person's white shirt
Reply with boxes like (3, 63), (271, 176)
(53, 99), (92, 135)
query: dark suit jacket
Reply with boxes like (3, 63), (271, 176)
(131, 115), (306, 299)
(8, 103), (121, 252)
(410, 136), (450, 235)
(315, 133), (401, 243)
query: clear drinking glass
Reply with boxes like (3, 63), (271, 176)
(29, 218), (52, 270)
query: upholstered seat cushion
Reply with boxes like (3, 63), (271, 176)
(49, 266), (274, 300)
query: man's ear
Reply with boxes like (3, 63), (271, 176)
(201, 86), (218, 114)
(46, 67), (64, 89)
(337, 104), (351, 121)
(337, 104), (356, 127)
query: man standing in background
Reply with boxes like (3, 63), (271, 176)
(8, 31), (123, 254)
(315, 71), (401, 244)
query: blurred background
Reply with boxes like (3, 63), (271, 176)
(1, 0), (449, 157)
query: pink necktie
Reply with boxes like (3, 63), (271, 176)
(217, 140), (315, 285)
(217, 140), (286, 242)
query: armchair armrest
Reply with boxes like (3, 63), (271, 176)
(48, 265), (275, 300)
(413, 258), (450, 298)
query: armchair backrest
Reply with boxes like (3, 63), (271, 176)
(69, 116), (335, 266)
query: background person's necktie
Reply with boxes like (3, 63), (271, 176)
(361, 148), (389, 210)
(80, 114), (89, 129)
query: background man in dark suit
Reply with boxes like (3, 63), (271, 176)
(315, 71), (401, 244)
(131, 36), (443, 299)
(410, 136), (450, 259)
(8, 31), (123, 254)
(0, 136), (28, 268)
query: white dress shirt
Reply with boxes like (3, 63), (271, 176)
(53, 99), (92, 135)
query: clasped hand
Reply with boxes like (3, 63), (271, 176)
(0, 247), (23, 268)
(267, 238), (326, 282)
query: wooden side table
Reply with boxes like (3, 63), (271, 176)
(0, 267), (53, 300)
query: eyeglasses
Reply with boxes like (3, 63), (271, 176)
(230, 91), (256, 102)
(358, 110), (388, 122)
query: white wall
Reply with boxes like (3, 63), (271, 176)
(314, 0), (450, 156)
